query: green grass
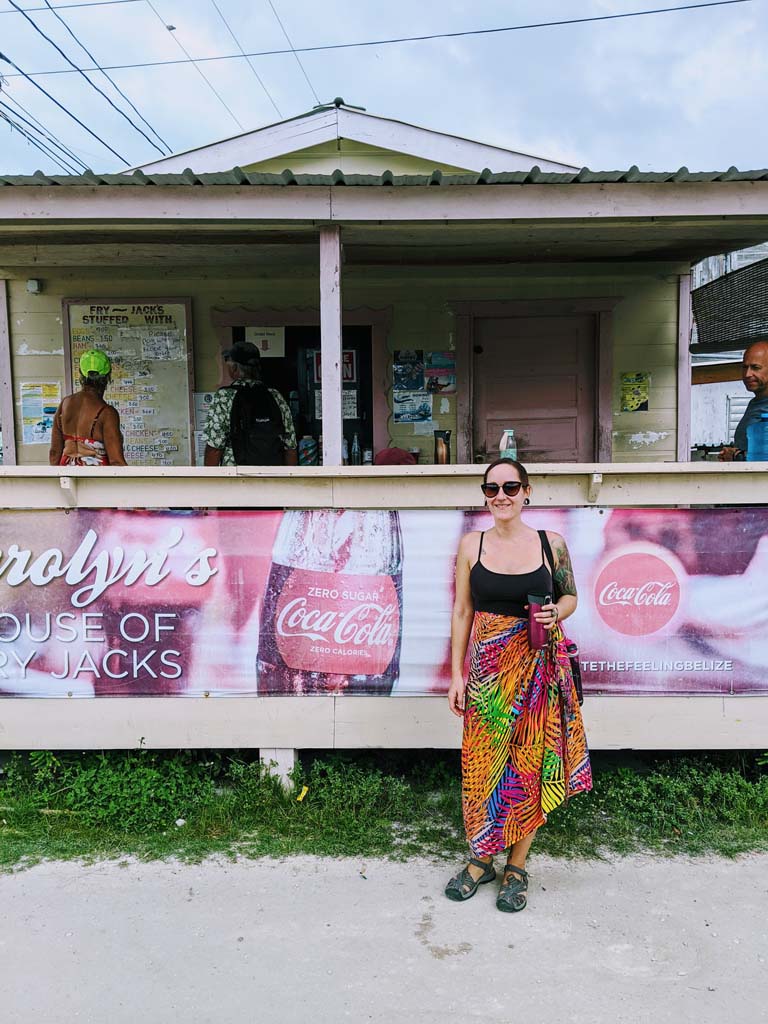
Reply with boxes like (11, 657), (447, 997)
(1, 749), (767, 870)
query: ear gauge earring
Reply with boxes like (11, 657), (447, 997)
(524, 497), (531, 505)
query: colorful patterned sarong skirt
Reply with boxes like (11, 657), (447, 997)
(462, 612), (592, 856)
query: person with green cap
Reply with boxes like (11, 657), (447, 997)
(49, 349), (127, 466)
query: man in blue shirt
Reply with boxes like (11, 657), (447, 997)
(719, 341), (768, 460)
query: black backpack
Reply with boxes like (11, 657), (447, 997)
(227, 382), (285, 466)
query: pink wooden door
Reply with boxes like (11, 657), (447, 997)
(472, 315), (596, 462)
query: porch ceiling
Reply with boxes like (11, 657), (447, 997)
(0, 218), (766, 267)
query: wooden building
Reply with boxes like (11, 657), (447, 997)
(1, 103), (768, 761)
(2, 101), (768, 468)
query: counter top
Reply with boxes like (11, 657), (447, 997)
(1, 461), (765, 510)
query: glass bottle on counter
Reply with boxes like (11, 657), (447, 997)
(499, 429), (517, 461)
(351, 433), (362, 466)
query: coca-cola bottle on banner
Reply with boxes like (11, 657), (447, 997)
(256, 510), (403, 695)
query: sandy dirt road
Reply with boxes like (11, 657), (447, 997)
(0, 853), (766, 1023)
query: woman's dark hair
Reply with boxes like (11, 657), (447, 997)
(483, 458), (530, 487)
(79, 371), (111, 390)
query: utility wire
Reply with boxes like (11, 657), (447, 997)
(41, 0), (172, 153)
(0, 0), (753, 78)
(0, 50), (130, 164)
(144, 0), (245, 130)
(0, 86), (90, 168)
(265, 0), (320, 106)
(0, 95), (88, 170)
(0, 103), (81, 171)
(0, 1), (142, 13)
(7, 0), (166, 155)
(208, 0), (282, 117)
(1, 108), (76, 172)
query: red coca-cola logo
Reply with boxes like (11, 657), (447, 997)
(594, 546), (682, 636)
(274, 569), (399, 675)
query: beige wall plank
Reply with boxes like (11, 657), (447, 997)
(0, 698), (334, 749)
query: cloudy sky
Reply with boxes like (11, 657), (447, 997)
(0, 0), (766, 174)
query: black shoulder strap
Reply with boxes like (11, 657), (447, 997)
(538, 529), (556, 577)
(478, 531), (484, 561)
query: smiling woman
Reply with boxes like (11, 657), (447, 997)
(444, 457), (591, 913)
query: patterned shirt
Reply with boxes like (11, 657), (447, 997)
(204, 380), (296, 466)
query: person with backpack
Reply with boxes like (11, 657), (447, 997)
(203, 342), (297, 467)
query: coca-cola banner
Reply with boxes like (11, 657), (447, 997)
(0, 506), (766, 697)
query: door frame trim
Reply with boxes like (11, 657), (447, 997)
(211, 305), (392, 456)
(450, 298), (620, 464)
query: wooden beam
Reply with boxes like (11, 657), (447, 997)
(692, 362), (743, 385)
(319, 226), (343, 466)
(0, 279), (16, 466)
(1, 183), (768, 225)
(676, 274), (692, 462)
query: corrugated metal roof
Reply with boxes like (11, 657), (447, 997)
(1, 166), (767, 187)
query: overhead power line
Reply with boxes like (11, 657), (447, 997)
(208, 0), (282, 117)
(0, 50), (130, 164)
(1, 108), (76, 172)
(0, 86), (90, 168)
(7, 0), (167, 155)
(0, 0), (142, 13)
(265, 0), (320, 106)
(144, 0), (245, 130)
(0, 94), (88, 170)
(41, 0), (172, 153)
(0, 0), (753, 78)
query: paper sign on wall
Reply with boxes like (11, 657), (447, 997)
(20, 381), (60, 445)
(393, 390), (432, 423)
(245, 327), (285, 357)
(621, 371), (651, 412)
(313, 350), (357, 384)
(65, 300), (193, 466)
(315, 389), (359, 420)
(193, 392), (214, 432)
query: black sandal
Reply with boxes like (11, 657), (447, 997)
(496, 864), (528, 913)
(444, 857), (496, 902)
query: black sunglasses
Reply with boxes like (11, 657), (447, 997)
(481, 481), (523, 498)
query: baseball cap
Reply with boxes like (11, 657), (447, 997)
(79, 349), (112, 377)
(222, 341), (261, 367)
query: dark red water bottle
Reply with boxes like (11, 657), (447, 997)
(527, 592), (551, 650)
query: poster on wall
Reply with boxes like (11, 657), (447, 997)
(63, 300), (194, 466)
(0, 506), (765, 699)
(620, 371), (651, 412)
(424, 351), (456, 394)
(393, 390), (432, 423)
(19, 381), (60, 445)
(393, 350), (424, 391)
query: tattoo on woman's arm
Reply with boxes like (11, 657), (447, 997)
(553, 541), (577, 596)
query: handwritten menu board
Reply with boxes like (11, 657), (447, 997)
(63, 300), (194, 466)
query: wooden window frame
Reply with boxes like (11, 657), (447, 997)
(210, 305), (393, 456)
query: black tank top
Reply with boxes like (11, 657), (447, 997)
(470, 531), (553, 616)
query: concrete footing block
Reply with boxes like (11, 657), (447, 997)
(259, 747), (298, 788)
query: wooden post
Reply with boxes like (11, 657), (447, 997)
(677, 274), (693, 462)
(0, 280), (17, 466)
(319, 226), (343, 466)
